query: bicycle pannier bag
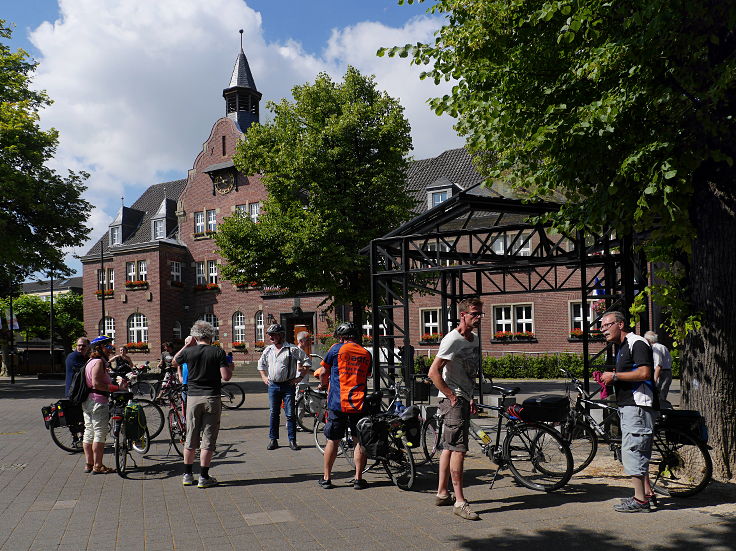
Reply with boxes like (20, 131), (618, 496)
(55, 399), (83, 426)
(518, 394), (569, 422)
(68, 362), (91, 406)
(124, 402), (147, 441)
(400, 405), (422, 448)
(658, 409), (708, 444)
(356, 416), (389, 459)
(363, 392), (383, 416)
(41, 404), (59, 429)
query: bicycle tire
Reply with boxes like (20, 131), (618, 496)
(168, 409), (185, 457)
(114, 422), (128, 477)
(50, 423), (85, 453)
(559, 415), (598, 474)
(650, 426), (712, 497)
(132, 381), (155, 400)
(137, 399), (164, 439)
(131, 425), (151, 454)
(382, 436), (415, 490)
(296, 395), (315, 432)
(504, 422), (572, 492)
(221, 383), (245, 409)
(313, 414), (329, 454)
(421, 417), (440, 464)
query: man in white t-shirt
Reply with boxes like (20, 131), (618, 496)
(644, 331), (673, 407)
(427, 297), (483, 521)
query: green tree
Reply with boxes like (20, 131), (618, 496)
(0, 21), (91, 283)
(382, 0), (736, 478)
(54, 292), (84, 354)
(215, 67), (415, 326)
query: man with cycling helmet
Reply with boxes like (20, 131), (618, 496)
(318, 322), (372, 490)
(258, 323), (311, 450)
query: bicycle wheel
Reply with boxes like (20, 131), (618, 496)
(383, 436), (415, 490)
(131, 425), (151, 454)
(559, 415), (598, 474)
(650, 427), (712, 497)
(296, 395), (315, 432)
(168, 409), (185, 457)
(313, 414), (328, 454)
(421, 417), (441, 464)
(50, 423), (85, 453)
(504, 422), (572, 492)
(137, 399), (164, 439)
(221, 382), (245, 409)
(114, 422), (128, 476)
(132, 381), (155, 400)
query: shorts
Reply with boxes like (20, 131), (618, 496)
(324, 409), (365, 442)
(82, 399), (109, 444)
(619, 405), (655, 476)
(439, 396), (470, 453)
(185, 395), (222, 451)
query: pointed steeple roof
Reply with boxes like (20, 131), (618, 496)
(228, 47), (257, 91)
(223, 30), (262, 133)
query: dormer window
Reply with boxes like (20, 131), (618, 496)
(430, 190), (448, 209)
(152, 219), (165, 239)
(109, 225), (121, 245)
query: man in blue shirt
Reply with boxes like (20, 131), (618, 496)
(64, 337), (90, 397)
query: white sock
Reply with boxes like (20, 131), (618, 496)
(454, 501), (467, 508)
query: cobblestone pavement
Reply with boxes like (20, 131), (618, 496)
(1, 377), (734, 551)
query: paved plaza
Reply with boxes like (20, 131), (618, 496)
(1, 376), (735, 551)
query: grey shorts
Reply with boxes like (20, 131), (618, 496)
(185, 395), (222, 451)
(619, 405), (655, 476)
(439, 397), (470, 453)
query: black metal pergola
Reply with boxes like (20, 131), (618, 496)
(368, 191), (649, 403)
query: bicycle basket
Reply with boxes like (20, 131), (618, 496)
(124, 403), (147, 440)
(513, 395), (569, 423)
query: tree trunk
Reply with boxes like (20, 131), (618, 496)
(682, 178), (736, 481)
(351, 301), (364, 335)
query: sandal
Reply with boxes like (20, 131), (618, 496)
(92, 465), (115, 474)
(84, 463), (93, 473)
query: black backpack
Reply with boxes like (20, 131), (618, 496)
(68, 361), (91, 406)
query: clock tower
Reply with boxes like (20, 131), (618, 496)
(223, 29), (262, 133)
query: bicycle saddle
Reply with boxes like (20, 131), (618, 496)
(492, 385), (520, 397)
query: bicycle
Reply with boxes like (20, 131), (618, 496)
(110, 391), (151, 477)
(158, 377), (187, 456)
(421, 386), (574, 492)
(295, 354), (327, 432)
(557, 368), (713, 497)
(220, 382), (245, 409)
(111, 361), (155, 400)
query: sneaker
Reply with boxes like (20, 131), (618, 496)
(613, 496), (650, 513)
(619, 494), (658, 511)
(182, 473), (194, 486)
(453, 502), (480, 521)
(318, 478), (334, 489)
(197, 476), (218, 489)
(435, 494), (455, 506)
(352, 478), (368, 490)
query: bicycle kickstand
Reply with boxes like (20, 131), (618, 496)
(488, 465), (502, 490)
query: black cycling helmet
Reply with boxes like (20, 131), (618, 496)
(266, 323), (285, 334)
(334, 322), (359, 339)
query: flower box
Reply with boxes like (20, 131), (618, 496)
(232, 342), (248, 352)
(125, 280), (149, 290)
(193, 283), (220, 292)
(95, 289), (114, 299)
(261, 286), (288, 296)
(193, 230), (216, 240)
(235, 282), (259, 291)
(419, 333), (443, 345)
(492, 331), (537, 344)
(126, 342), (149, 352)
(254, 341), (265, 353)
(568, 329), (606, 342)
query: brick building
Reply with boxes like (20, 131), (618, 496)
(81, 44), (605, 364)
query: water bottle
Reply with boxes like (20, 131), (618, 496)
(476, 428), (491, 445)
(394, 399), (405, 414)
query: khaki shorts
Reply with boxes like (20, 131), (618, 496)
(439, 396), (470, 453)
(185, 395), (222, 451)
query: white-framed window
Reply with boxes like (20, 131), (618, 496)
(207, 260), (218, 284)
(515, 304), (534, 333)
(232, 311), (245, 342)
(137, 260), (147, 281)
(206, 209), (217, 232)
(196, 262), (206, 285)
(194, 211), (205, 233)
(249, 202), (260, 223)
(126, 262), (136, 282)
(107, 268), (114, 290)
(202, 313), (219, 341)
(570, 302), (594, 331)
(99, 317), (115, 341)
(127, 313), (148, 344)
(235, 204), (247, 215)
(362, 317), (387, 337)
(420, 308), (441, 336)
(491, 233), (532, 256)
(170, 261), (181, 282)
(255, 310), (264, 342)
(493, 305), (513, 333)
(430, 190), (448, 209)
(152, 219), (165, 239)
(97, 269), (108, 291)
(109, 225), (121, 245)
(173, 321), (182, 340)
(424, 241), (452, 266)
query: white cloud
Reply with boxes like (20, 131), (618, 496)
(29, 0), (464, 273)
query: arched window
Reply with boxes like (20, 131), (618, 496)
(127, 313), (148, 344)
(98, 317), (115, 342)
(255, 310), (264, 342)
(202, 313), (219, 342)
(232, 311), (245, 343)
(173, 321), (182, 341)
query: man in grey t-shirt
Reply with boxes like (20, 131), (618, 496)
(427, 298), (483, 521)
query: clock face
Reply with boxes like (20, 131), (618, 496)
(214, 172), (235, 194)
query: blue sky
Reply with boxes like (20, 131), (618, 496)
(2, 1), (463, 278)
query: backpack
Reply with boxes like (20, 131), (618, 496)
(68, 361), (91, 406)
(124, 402), (147, 440)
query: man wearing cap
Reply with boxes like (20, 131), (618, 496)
(258, 323), (311, 450)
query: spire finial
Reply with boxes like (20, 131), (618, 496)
(163, 186), (167, 200)
(121, 196), (124, 207)
(239, 29), (244, 50)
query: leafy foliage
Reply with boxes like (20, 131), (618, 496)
(215, 67), (415, 319)
(380, 0), (736, 343)
(0, 21), (91, 284)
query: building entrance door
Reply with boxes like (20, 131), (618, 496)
(293, 324), (312, 355)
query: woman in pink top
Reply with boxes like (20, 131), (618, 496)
(82, 335), (126, 474)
